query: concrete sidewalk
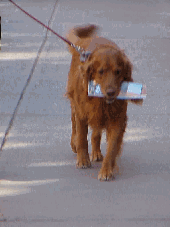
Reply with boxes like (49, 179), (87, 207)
(0, 0), (169, 226)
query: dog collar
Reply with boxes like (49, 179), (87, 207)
(80, 51), (92, 62)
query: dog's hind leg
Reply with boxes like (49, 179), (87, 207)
(90, 128), (103, 162)
(70, 104), (77, 153)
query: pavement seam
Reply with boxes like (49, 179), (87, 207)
(0, 0), (59, 154)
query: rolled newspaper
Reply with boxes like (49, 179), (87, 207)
(88, 81), (147, 99)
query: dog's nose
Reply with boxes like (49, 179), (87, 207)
(106, 89), (115, 97)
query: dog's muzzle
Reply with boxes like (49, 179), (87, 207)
(105, 89), (117, 104)
(105, 98), (115, 104)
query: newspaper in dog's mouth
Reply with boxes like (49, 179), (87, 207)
(88, 81), (147, 100)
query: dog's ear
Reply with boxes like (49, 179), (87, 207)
(128, 99), (143, 105)
(80, 56), (94, 81)
(123, 59), (133, 82)
(118, 50), (133, 82)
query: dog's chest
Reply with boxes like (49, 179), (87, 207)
(86, 98), (127, 128)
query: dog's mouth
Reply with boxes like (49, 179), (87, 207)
(103, 88), (120, 104)
(105, 91), (119, 104)
(105, 97), (115, 104)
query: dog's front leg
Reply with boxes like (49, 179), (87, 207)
(90, 128), (103, 162)
(75, 115), (91, 168)
(98, 125), (122, 181)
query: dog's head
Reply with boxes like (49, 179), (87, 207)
(81, 46), (133, 104)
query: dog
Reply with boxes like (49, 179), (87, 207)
(66, 24), (142, 181)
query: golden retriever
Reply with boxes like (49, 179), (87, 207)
(66, 24), (141, 181)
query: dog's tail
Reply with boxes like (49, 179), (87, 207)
(66, 24), (99, 54)
(72, 24), (99, 38)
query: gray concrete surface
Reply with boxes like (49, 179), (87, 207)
(0, 0), (169, 226)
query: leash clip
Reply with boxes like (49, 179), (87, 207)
(80, 51), (92, 62)
(71, 44), (91, 62)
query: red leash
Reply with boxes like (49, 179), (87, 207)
(8, 0), (91, 61)
(8, 0), (73, 46)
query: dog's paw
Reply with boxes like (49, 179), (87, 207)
(76, 159), (91, 168)
(90, 151), (103, 162)
(98, 167), (114, 181)
(76, 152), (91, 168)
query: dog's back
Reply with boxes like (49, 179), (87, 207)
(66, 24), (120, 56)
(66, 24), (99, 55)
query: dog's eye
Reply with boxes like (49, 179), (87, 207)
(99, 69), (104, 75)
(116, 69), (121, 75)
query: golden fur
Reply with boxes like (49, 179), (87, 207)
(66, 24), (142, 181)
